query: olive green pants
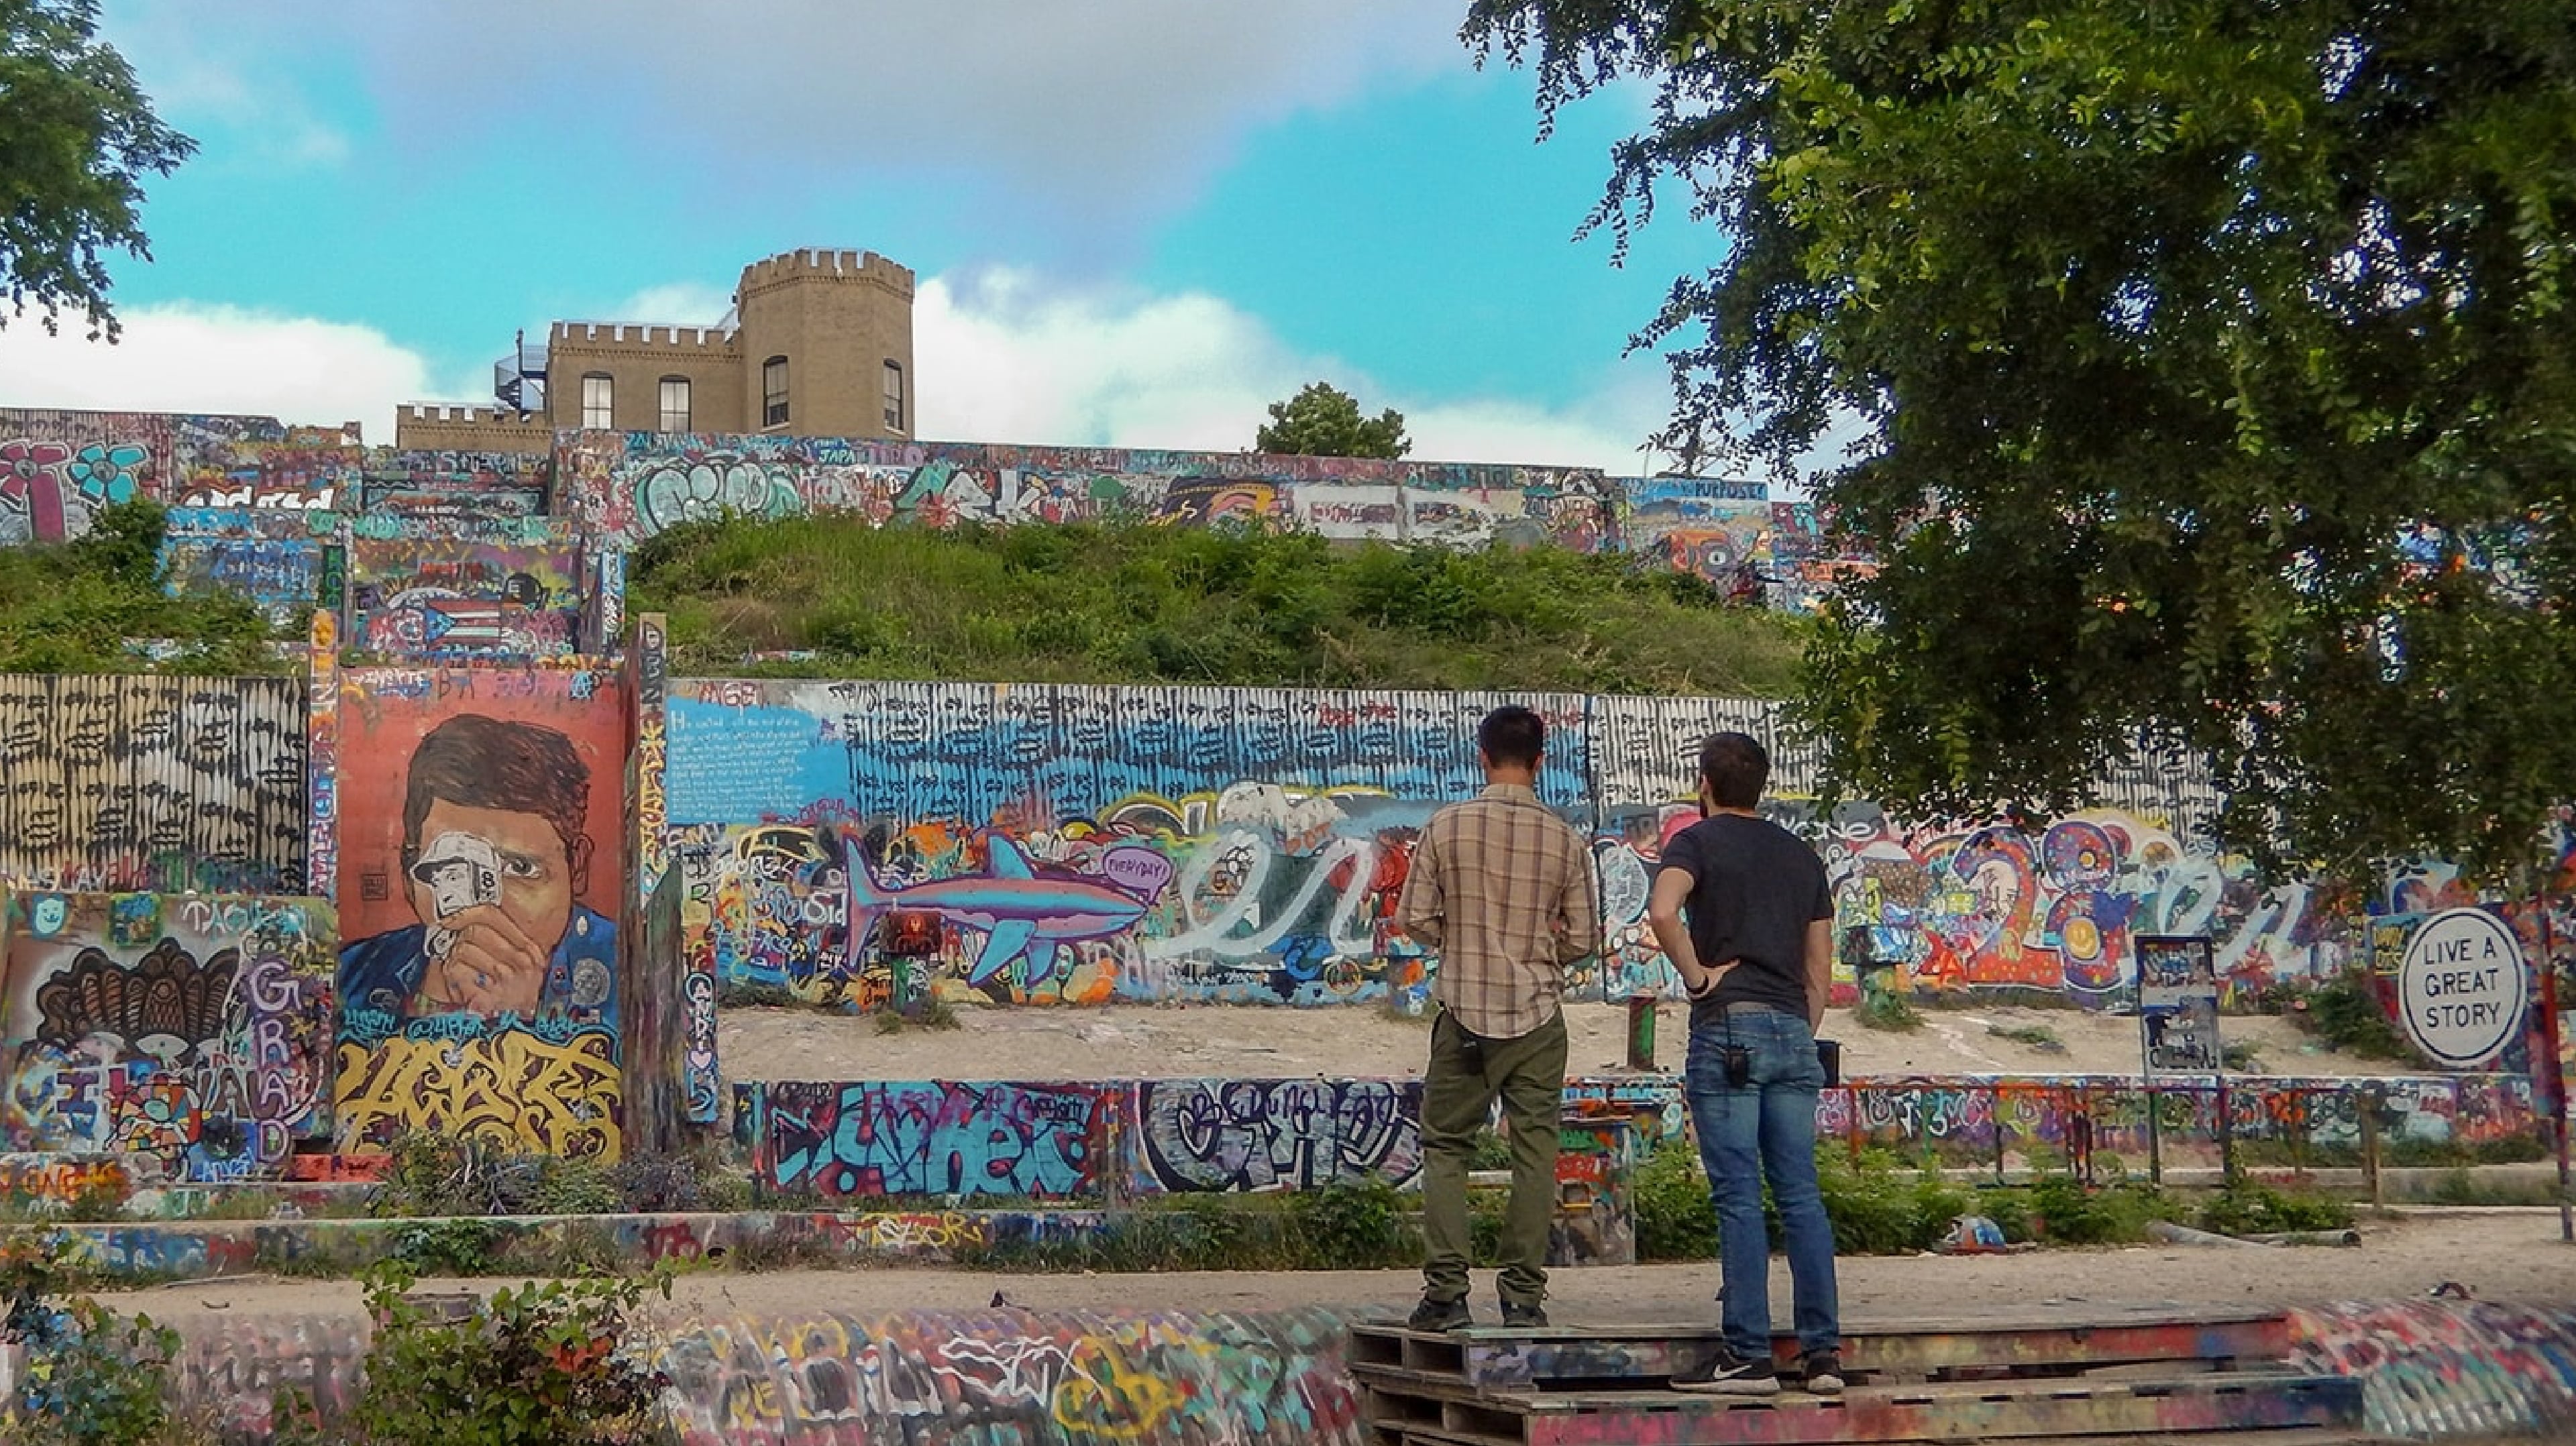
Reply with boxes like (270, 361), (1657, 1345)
(1420, 1008), (1566, 1308)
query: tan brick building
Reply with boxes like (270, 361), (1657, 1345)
(396, 248), (916, 454)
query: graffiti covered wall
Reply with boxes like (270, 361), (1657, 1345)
(330, 665), (628, 1156)
(735, 1077), (1427, 1202)
(667, 681), (1589, 1013)
(0, 675), (309, 895)
(1617, 479), (1876, 612)
(345, 516), (594, 661)
(159, 509), (336, 626)
(0, 409), (361, 543)
(0, 891), (335, 1180)
(556, 430), (1620, 551)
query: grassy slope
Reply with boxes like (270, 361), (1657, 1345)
(0, 503), (283, 675)
(630, 515), (1805, 696)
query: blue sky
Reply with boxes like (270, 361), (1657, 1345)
(0, 2), (1724, 472)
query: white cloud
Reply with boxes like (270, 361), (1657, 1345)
(0, 304), (455, 439)
(918, 268), (1666, 472)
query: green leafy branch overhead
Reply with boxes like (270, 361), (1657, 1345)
(1467, 0), (2576, 884)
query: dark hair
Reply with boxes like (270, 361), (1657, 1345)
(1478, 705), (1546, 769)
(400, 714), (590, 864)
(1698, 731), (1769, 810)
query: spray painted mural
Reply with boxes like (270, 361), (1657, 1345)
(345, 516), (593, 660)
(330, 667), (627, 1157)
(556, 430), (1620, 551)
(360, 449), (548, 520)
(158, 509), (336, 626)
(665, 681), (1588, 1013)
(0, 410), (360, 543)
(1618, 481), (1876, 612)
(0, 891), (336, 1180)
(735, 1077), (1426, 1201)
(0, 675), (309, 895)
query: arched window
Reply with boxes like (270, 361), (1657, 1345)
(580, 373), (614, 429)
(881, 359), (906, 433)
(762, 355), (789, 427)
(658, 376), (692, 433)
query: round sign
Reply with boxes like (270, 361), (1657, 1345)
(2397, 907), (2527, 1068)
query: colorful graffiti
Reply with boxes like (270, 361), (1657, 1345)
(157, 508), (334, 626)
(0, 891), (336, 1180)
(0, 410), (366, 544)
(331, 667), (626, 1156)
(667, 681), (1585, 1011)
(749, 1080), (1110, 1201)
(0, 674), (309, 895)
(345, 517), (594, 661)
(1617, 480), (1874, 612)
(2291, 1300), (2576, 1440)
(555, 429), (1619, 552)
(739, 1078), (1435, 1202)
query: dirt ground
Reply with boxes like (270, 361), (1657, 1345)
(132, 1213), (2576, 1329)
(719, 1000), (2416, 1083)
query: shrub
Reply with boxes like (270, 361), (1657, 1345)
(1289, 1180), (1413, 1269)
(2197, 1184), (2355, 1237)
(1, 1237), (193, 1446)
(1633, 1142), (1719, 1261)
(2292, 969), (2422, 1062)
(297, 1262), (676, 1445)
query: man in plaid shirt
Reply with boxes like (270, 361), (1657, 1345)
(1397, 704), (1600, 1331)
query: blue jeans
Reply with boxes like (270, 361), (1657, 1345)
(1685, 1005), (1839, 1360)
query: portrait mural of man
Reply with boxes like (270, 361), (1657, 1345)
(338, 714), (617, 1044)
(331, 671), (627, 1158)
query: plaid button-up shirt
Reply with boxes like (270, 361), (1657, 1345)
(1399, 783), (1600, 1040)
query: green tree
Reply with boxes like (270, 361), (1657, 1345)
(1466, 0), (2576, 883)
(0, 0), (194, 339)
(1257, 381), (1412, 459)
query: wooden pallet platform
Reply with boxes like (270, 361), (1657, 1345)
(1352, 1308), (2367, 1445)
(1363, 1374), (2364, 1446)
(1350, 1306), (2290, 1390)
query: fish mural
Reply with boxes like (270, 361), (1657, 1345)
(840, 832), (1159, 985)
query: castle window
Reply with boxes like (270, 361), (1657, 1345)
(763, 355), (789, 427)
(882, 360), (906, 433)
(659, 376), (692, 433)
(581, 373), (614, 429)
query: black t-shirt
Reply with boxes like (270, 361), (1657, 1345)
(1657, 814), (1835, 1026)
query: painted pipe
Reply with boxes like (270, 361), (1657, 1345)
(2241, 1228), (2362, 1247)
(2144, 1219), (2274, 1249)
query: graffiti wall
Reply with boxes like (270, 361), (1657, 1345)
(1617, 482), (1875, 612)
(0, 410), (361, 543)
(735, 1077), (1426, 1202)
(0, 891), (336, 1180)
(361, 449), (547, 520)
(2290, 1301), (2576, 1441)
(556, 430), (1619, 550)
(667, 681), (1587, 1012)
(0, 674), (309, 895)
(158, 508), (336, 626)
(330, 665), (628, 1157)
(345, 516), (593, 661)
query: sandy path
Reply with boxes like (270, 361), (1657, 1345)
(720, 1000), (2413, 1083)
(125, 1214), (2575, 1328)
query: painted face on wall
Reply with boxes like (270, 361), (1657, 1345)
(407, 799), (578, 952)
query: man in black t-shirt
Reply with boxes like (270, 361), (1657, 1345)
(1646, 731), (1843, 1397)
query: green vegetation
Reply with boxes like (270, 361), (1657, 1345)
(2288, 969), (2423, 1064)
(268, 1263), (675, 1446)
(0, 501), (280, 674)
(0, 0), (197, 341)
(1853, 989), (1922, 1033)
(629, 514), (1803, 696)
(1473, 0), (2576, 882)
(1987, 1023), (2066, 1054)
(371, 1135), (751, 1221)
(1256, 380), (1410, 459)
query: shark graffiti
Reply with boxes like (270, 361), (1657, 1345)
(841, 832), (1158, 985)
